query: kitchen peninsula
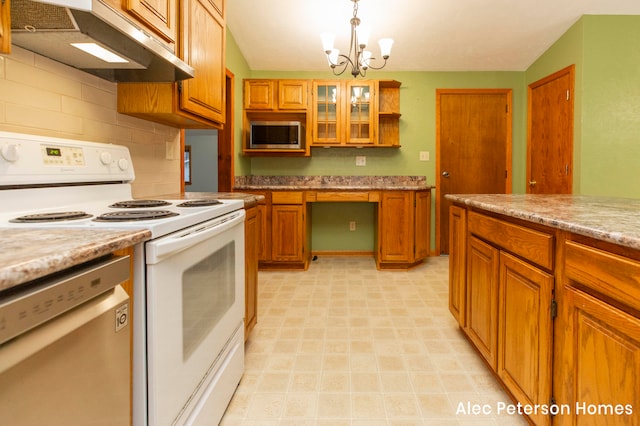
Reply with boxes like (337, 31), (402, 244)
(235, 176), (434, 270)
(446, 194), (640, 426)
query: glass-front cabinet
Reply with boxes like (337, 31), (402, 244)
(345, 81), (375, 145)
(312, 81), (343, 144)
(312, 80), (376, 146)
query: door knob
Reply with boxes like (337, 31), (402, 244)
(442, 171), (450, 178)
(529, 180), (537, 186)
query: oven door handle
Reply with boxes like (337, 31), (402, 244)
(146, 209), (245, 264)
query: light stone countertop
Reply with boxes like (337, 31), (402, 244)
(0, 228), (150, 292)
(445, 194), (640, 250)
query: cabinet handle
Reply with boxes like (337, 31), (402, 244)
(529, 180), (537, 186)
(442, 171), (450, 178)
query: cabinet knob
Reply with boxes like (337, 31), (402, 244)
(529, 180), (537, 186)
(442, 171), (450, 178)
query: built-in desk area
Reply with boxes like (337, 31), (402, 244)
(234, 176), (433, 270)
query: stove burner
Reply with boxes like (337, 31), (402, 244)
(94, 210), (179, 222)
(109, 200), (172, 208)
(176, 199), (222, 207)
(10, 211), (93, 223)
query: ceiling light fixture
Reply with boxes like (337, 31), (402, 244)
(321, 0), (393, 78)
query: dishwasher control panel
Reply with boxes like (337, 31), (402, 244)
(0, 255), (129, 345)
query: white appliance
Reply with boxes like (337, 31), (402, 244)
(0, 131), (246, 425)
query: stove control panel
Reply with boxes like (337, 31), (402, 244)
(0, 131), (135, 186)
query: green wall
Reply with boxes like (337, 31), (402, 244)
(226, 15), (640, 251)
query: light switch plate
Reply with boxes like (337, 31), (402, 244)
(356, 156), (366, 166)
(419, 151), (429, 161)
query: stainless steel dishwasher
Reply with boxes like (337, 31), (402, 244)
(0, 255), (131, 425)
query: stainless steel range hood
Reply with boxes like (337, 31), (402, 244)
(10, 0), (195, 82)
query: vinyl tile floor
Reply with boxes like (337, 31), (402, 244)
(220, 255), (529, 425)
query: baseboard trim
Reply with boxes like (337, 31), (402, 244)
(311, 250), (375, 257)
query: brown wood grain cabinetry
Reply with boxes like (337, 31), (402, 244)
(0, 0), (10, 54)
(498, 252), (553, 426)
(451, 207), (555, 425)
(117, 0), (225, 128)
(269, 191), (311, 268)
(376, 190), (431, 269)
(554, 238), (640, 425)
(244, 205), (259, 340)
(243, 79), (311, 156)
(448, 205), (466, 325)
(465, 235), (500, 368)
(450, 205), (640, 425)
(120, 0), (177, 45)
(244, 79), (308, 111)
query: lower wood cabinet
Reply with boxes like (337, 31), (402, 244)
(498, 252), (553, 426)
(244, 205), (259, 340)
(240, 189), (430, 271)
(450, 205), (640, 425)
(554, 238), (640, 425)
(448, 205), (467, 325)
(376, 190), (431, 269)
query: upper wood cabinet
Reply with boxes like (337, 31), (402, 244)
(122, 0), (177, 46)
(311, 80), (377, 146)
(117, 0), (226, 128)
(0, 0), (10, 54)
(244, 79), (308, 111)
(311, 79), (401, 147)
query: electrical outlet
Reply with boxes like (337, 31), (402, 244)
(419, 151), (429, 161)
(355, 156), (366, 166)
(349, 221), (356, 231)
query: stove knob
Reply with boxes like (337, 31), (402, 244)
(100, 151), (112, 165)
(1, 144), (19, 162)
(118, 158), (130, 171)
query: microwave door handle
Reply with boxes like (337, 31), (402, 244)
(146, 210), (245, 264)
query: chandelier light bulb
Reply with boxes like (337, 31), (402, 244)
(321, 32), (336, 54)
(361, 50), (372, 69)
(357, 26), (370, 49)
(379, 38), (394, 59)
(328, 49), (340, 66)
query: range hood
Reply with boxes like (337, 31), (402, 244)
(10, 0), (195, 82)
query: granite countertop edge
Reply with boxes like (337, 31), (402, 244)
(233, 184), (434, 191)
(0, 228), (151, 292)
(446, 194), (640, 250)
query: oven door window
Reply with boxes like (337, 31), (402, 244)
(182, 242), (235, 360)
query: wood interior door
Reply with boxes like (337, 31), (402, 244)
(527, 65), (574, 194)
(437, 89), (512, 254)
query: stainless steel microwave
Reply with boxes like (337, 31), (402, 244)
(249, 121), (302, 149)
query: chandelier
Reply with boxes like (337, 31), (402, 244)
(320, 0), (394, 78)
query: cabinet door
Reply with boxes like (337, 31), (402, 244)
(465, 236), (499, 369)
(414, 190), (431, 260)
(0, 0), (10, 54)
(124, 0), (177, 44)
(345, 81), (376, 145)
(271, 205), (304, 262)
(449, 205), (467, 325)
(312, 81), (343, 144)
(244, 206), (259, 340)
(498, 252), (553, 426)
(278, 80), (308, 110)
(557, 287), (640, 425)
(180, 0), (225, 124)
(378, 191), (412, 262)
(244, 80), (274, 110)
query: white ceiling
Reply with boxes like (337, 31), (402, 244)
(226, 0), (640, 72)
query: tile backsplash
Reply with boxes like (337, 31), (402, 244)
(0, 46), (181, 197)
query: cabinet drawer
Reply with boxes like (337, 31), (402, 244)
(468, 212), (553, 270)
(315, 191), (371, 202)
(565, 240), (640, 313)
(271, 191), (303, 204)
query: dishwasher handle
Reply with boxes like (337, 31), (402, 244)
(145, 209), (245, 264)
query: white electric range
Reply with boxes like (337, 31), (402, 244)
(0, 131), (246, 426)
